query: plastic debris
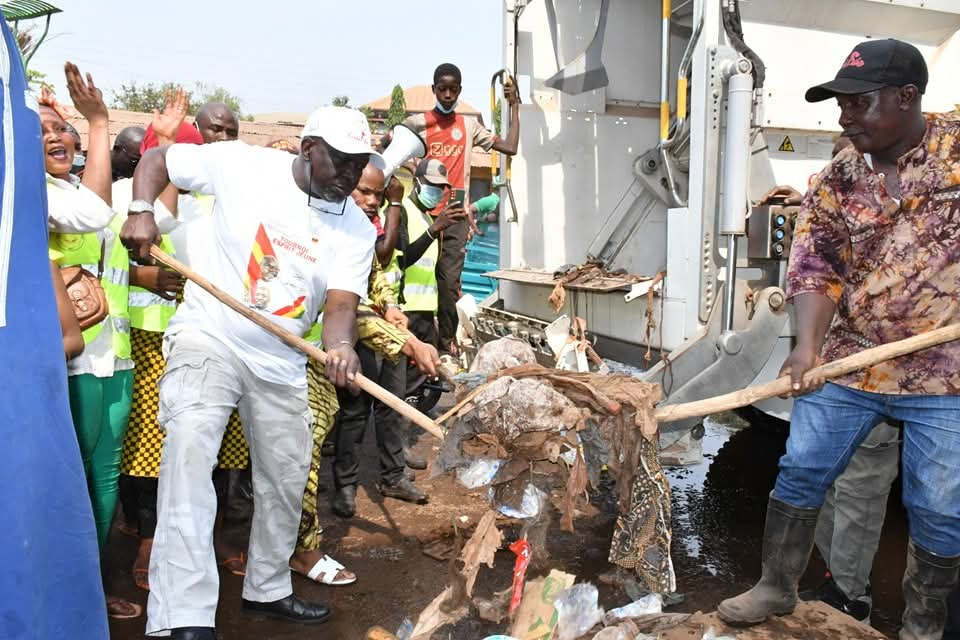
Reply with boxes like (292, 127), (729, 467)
(494, 482), (547, 519)
(508, 538), (532, 613)
(457, 457), (503, 488)
(553, 583), (605, 640)
(395, 618), (413, 640)
(602, 593), (663, 625)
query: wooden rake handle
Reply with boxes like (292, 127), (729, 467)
(149, 246), (445, 440)
(654, 322), (960, 423)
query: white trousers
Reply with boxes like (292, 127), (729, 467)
(146, 330), (312, 635)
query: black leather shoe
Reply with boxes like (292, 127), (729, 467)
(377, 477), (428, 504)
(171, 628), (216, 640)
(241, 594), (331, 624)
(332, 485), (356, 518)
(403, 446), (428, 470)
(404, 466), (416, 481)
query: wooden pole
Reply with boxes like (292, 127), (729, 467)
(149, 246), (445, 440)
(654, 322), (960, 423)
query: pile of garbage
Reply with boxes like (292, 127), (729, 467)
(433, 338), (672, 591)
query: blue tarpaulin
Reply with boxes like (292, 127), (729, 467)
(0, 20), (109, 639)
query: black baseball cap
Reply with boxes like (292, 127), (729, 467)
(805, 38), (928, 103)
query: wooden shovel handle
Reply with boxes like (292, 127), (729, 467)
(149, 246), (444, 440)
(654, 322), (960, 423)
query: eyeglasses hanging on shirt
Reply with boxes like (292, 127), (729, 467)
(308, 197), (347, 216)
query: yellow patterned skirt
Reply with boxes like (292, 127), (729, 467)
(120, 328), (250, 477)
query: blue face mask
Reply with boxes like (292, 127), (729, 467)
(435, 100), (458, 115)
(417, 184), (445, 209)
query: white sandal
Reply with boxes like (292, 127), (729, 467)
(306, 554), (356, 586)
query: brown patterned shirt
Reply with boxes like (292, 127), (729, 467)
(787, 112), (960, 395)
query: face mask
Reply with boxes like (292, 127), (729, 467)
(72, 153), (86, 169)
(417, 183), (444, 209)
(435, 100), (458, 115)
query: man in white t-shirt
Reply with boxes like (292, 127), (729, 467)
(120, 107), (381, 639)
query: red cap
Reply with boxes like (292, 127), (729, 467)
(140, 122), (204, 154)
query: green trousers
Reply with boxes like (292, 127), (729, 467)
(67, 370), (134, 549)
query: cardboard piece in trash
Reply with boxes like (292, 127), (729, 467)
(508, 569), (576, 640)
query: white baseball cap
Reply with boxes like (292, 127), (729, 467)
(301, 106), (385, 170)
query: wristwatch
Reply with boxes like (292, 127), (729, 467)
(387, 201), (403, 208)
(127, 199), (155, 215)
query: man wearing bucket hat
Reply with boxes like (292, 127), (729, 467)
(121, 106), (382, 638)
(718, 39), (960, 639)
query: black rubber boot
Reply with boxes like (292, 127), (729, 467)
(900, 540), (960, 640)
(717, 496), (819, 625)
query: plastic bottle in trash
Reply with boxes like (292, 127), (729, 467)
(601, 593), (662, 624)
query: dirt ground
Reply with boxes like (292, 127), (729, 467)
(106, 410), (904, 639)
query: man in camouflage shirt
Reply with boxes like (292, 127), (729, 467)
(719, 39), (960, 639)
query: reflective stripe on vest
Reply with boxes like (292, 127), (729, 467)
(400, 199), (439, 313)
(128, 234), (178, 332)
(383, 251), (402, 298)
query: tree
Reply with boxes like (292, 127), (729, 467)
(111, 81), (193, 114)
(110, 81), (249, 118)
(493, 98), (503, 137)
(385, 84), (406, 129)
(194, 82), (245, 117)
(331, 95), (350, 107)
(26, 68), (50, 92)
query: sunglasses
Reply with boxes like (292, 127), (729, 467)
(320, 138), (368, 170)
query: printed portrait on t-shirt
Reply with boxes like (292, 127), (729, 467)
(243, 223), (313, 319)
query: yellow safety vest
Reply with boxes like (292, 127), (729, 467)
(49, 216), (131, 359)
(128, 234), (178, 332)
(400, 199), (438, 313)
(382, 250), (402, 300)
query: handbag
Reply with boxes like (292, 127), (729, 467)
(60, 240), (108, 331)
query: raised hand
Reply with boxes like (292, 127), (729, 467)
(64, 62), (107, 123)
(503, 80), (520, 106)
(152, 86), (189, 144)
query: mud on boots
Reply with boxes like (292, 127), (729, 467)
(900, 541), (960, 640)
(717, 496), (819, 625)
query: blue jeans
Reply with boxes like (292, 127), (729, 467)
(775, 382), (960, 557)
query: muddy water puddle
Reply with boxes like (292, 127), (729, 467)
(665, 413), (906, 638)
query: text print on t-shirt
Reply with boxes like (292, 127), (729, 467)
(244, 222), (318, 319)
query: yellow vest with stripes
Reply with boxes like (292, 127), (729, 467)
(128, 234), (178, 332)
(49, 216), (131, 358)
(400, 199), (438, 313)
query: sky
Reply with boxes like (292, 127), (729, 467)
(25, 0), (505, 118)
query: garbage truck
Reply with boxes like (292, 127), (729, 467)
(462, 0), (960, 455)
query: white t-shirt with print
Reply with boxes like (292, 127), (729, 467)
(164, 141), (375, 387)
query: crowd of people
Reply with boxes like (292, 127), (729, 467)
(25, 45), (520, 637)
(6, 9), (960, 638)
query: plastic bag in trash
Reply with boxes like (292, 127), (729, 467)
(601, 593), (662, 625)
(457, 458), (503, 488)
(395, 617), (413, 640)
(493, 483), (548, 519)
(701, 627), (736, 640)
(553, 583), (604, 640)
(469, 337), (538, 375)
